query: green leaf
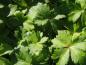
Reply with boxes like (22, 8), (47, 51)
(34, 19), (48, 26)
(72, 32), (80, 42)
(8, 4), (17, 16)
(38, 37), (48, 44)
(70, 46), (86, 64)
(0, 43), (12, 55)
(73, 22), (80, 32)
(68, 10), (82, 22)
(51, 30), (72, 48)
(51, 37), (65, 48)
(14, 0), (27, 7)
(16, 46), (32, 63)
(28, 3), (50, 20)
(72, 42), (86, 52)
(56, 49), (69, 65)
(14, 60), (30, 65)
(54, 15), (66, 20)
(29, 43), (43, 56)
(23, 22), (34, 31)
(52, 48), (66, 60)
(0, 4), (4, 8)
(28, 31), (40, 43)
(51, 30), (86, 65)
(57, 30), (72, 44)
(0, 57), (11, 65)
(75, 0), (86, 9)
(0, 19), (3, 24)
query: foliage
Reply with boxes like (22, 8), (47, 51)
(0, 0), (86, 65)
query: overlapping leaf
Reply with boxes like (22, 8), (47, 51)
(51, 30), (86, 65)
